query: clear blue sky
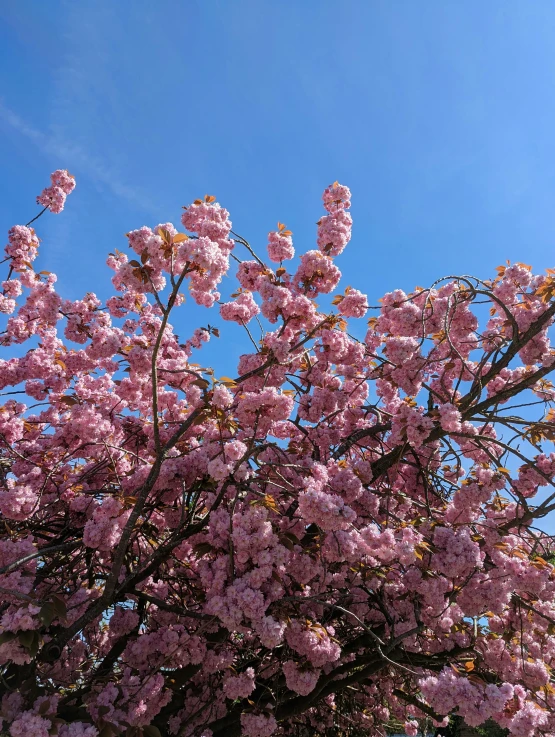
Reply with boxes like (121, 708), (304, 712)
(1, 1), (555, 372)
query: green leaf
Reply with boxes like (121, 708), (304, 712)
(52, 595), (67, 621)
(28, 631), (40, 657)
(38, 698), (51, 715)
(39, 602), (56, 627)
(18, 630), (35, 648)
(98, 726), (115, 737)
(143, 727), (162, 737)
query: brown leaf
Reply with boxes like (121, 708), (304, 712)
(59, 396), (78, 406)
(193, 542), (214, 559)
(191, 378), (210, 390)
(218, 376), (236, 387)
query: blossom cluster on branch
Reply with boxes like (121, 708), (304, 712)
(0, 172), (553, 737)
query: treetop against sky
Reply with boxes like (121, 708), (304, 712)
(0, 172), (552, 736)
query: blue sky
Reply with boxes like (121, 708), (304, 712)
(1, 1), (555, 371)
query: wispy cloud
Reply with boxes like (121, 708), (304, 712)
(0, 99), (158, 215)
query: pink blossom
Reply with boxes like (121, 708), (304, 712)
(337, 288), (367, 318)
(282, 660), (320, 695)
(5, 226), (39, 271)
(223, 668), (255, 700)
(58, 725), (99, 737)
(220, 291), (260, 324)
(240, 712), (277, 737)
(267, 230), (294, 262)
(322, 182), (351, 212)
(9, 712), (51, 737)
(293, 250), (341, 296)
(36, 170), (75, 214)
(317, 209), (352, 257)
(438, 402), (462, 432)
(0, 483), (37, 521)
(298, 487), (356, 531)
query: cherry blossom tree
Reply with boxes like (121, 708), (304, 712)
(0, 171), (554, 737)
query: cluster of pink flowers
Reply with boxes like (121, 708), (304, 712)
(240, 712), (277, 737)
(419, 668), (550, 735)
(255, 616), (286, 648)
(220, 291), (260, 324)
(285, 619), (341, 667)
(235, 388), (294, 436)
(267, 229), (294, 262)
(36, 169), (75, 214)
(438, 402), (463, 432)
(336, 287), (368, 318)
(432, 526), (483, 579)
(282, 660), (320, 695)
(293, 249), (341, 296)
(390, 402), (435, 449)
(298, 486), (356, 531)
(9, 712), (53, 737)
(83, 497), (130, 551)
(0, 480), (37, 521)
(223, 668), (256, 700)
(317, 182), (352, 256)
(5, 225), (40, 271)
